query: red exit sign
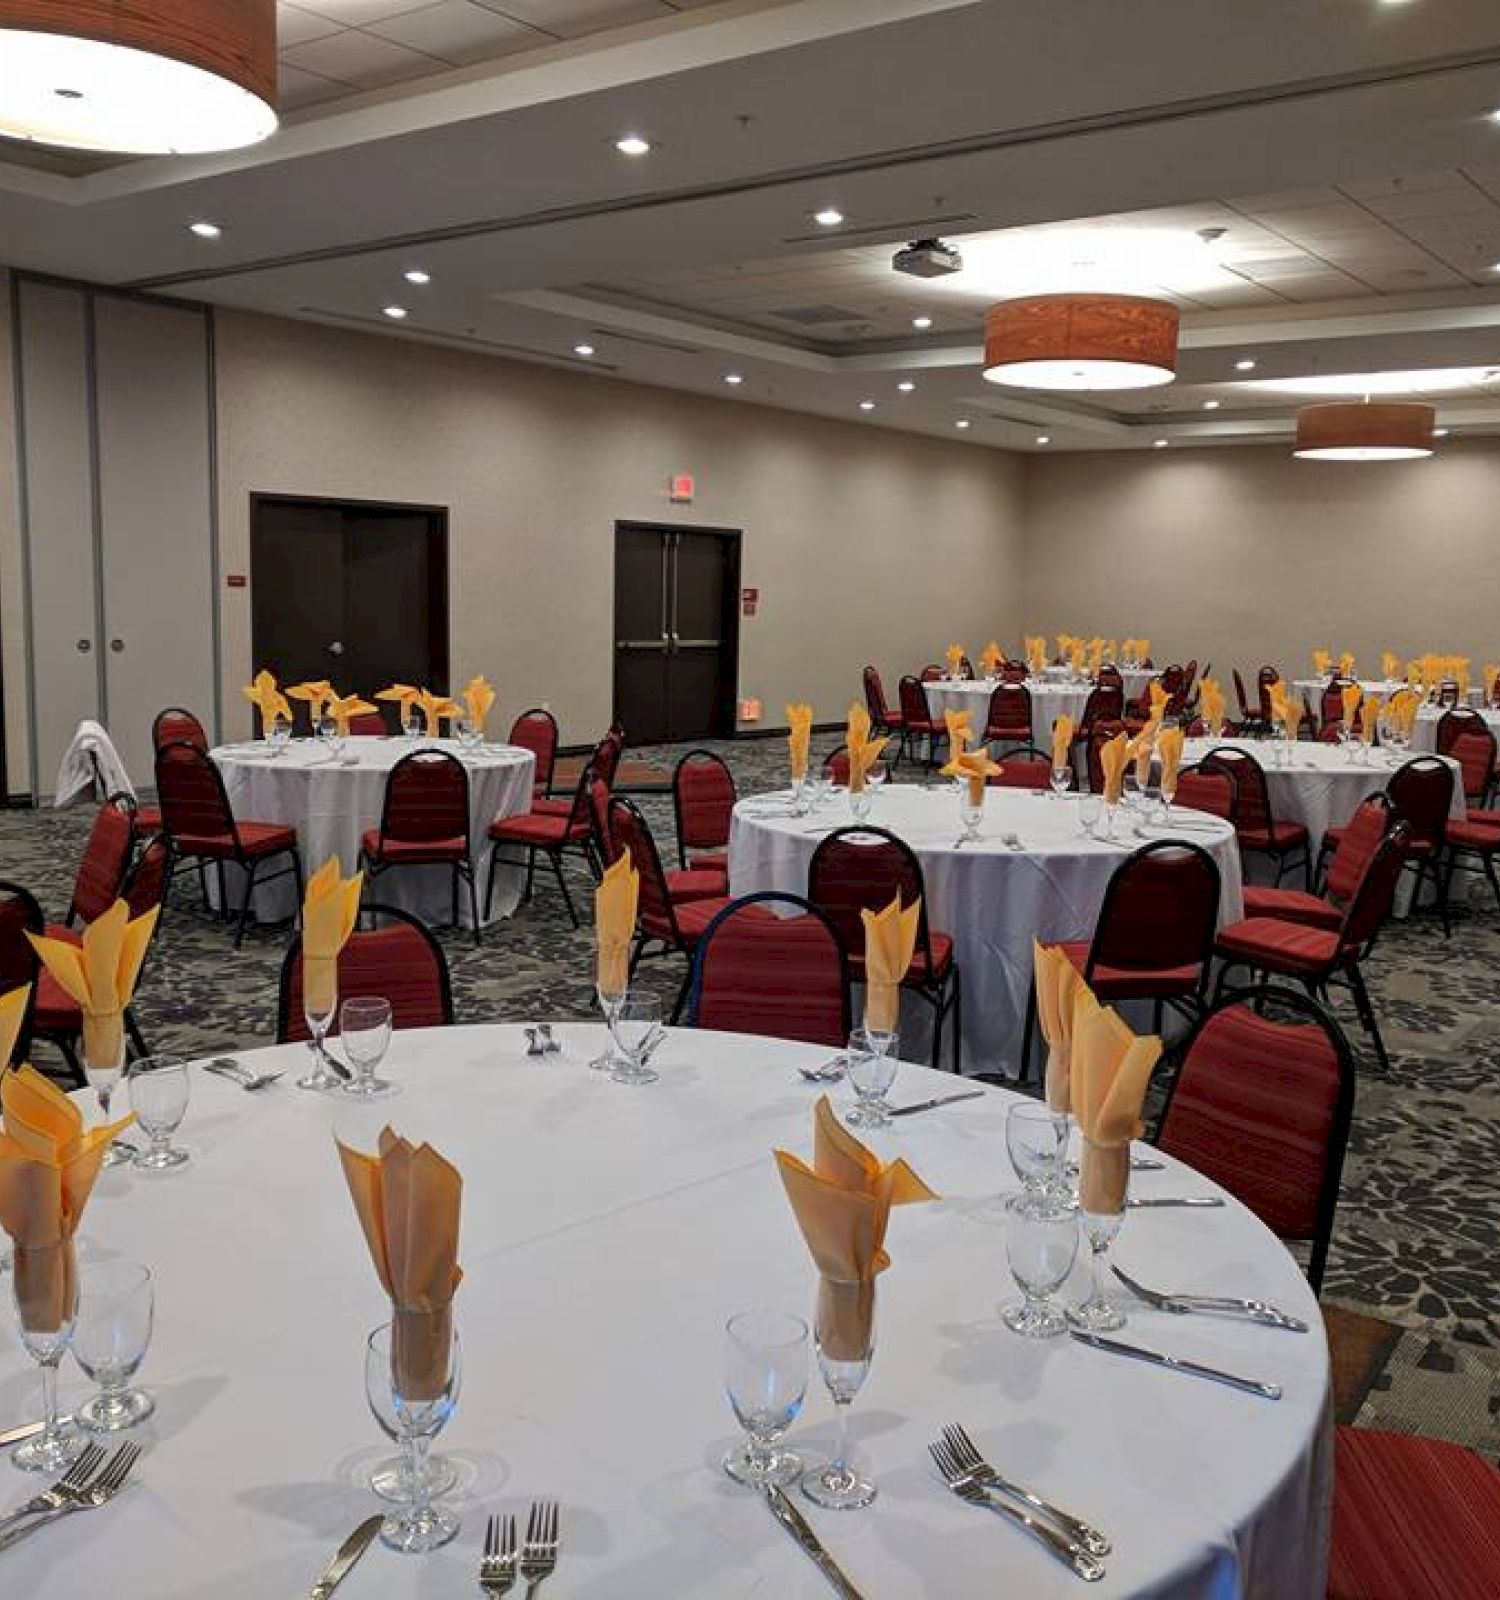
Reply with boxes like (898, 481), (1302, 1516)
(669, 473), (695, 503)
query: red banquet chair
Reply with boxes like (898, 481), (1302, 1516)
(863, 666), (903, 738)
(1083, 720), (1127, 793)
(822, 746), (851, 786)
(919, 664), (944, 682)
(1442, 730), (1500, 912)
(156, 742), (303, 948)
(277, 903), (453, 1042)
(807, 825), (961, 1071)
(0, 881), (43, 1066)
(1000, 660), (1030, 684)
(672, 749), (736, 883)
(360, 749), (480, 943)
(1264, 797), (1396, 929)
(1172, 763), (1234, 821)
(896, 675), (943, 768)
(487, 753), (597, 928)
(508, 708), (559, 798)
(1198, 744), (1311, 887)
(52, 796), (136, 935)
(1386, 756), (1456, 936)
(684, 892), (851, 1049)
(536, 728), (623, 819)
(1022, 839), (1221, 1078)
(982, 683), (1033, 750)
(1443, 722), (1496, 806)
(346, 711), (387, 736)
(988, 746), (1054, 790)
(152, 706), (209, 753)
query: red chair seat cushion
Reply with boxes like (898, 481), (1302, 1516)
(362, 829), (467, 864)
(1462, 806), (1500, 830)
(531, 796), (572, 816)
(1329, 1426), (1500, 1600)
(1446, 819), (1500, 851)
(666, 867), (729, 902)
(1238, 820), (1310, 851)
(1214, 916), (1340, 974)
(134, 806), (163, 833)
(1057, 940), (1200, 998)
(642, 895), (732, 947)
(880, 712), (906, 729)
(690, 851), (729, 874)
(1241, 886), (1342, 930)
(488, 811), (590, 845)
(173, 820), (297, 860)
(43, 922), (82, 946)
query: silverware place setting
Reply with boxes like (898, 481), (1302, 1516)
(305, 1513), (381, 1597)
(797, 1055), (847, 1083)
(480, 1511), (518, 1596)
(888, 1089), (986, 1118)
(0, 1441), (142, 1552)
(761, 1482), (867, 1599)
(1065, 1155), (1165, 1176)
(202, 1056), (286, 1091)
(1127, 1196), (1224, 1209)
(940, 1424), (1111, 1557)
(520, 1500), (559, 1597)
(1111, 1265), (1309, 1332)
(1068, 1327), (1283, 1401)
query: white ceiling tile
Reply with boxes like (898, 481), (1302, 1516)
(1338, 170), (1470, 199)
(368, 1), (542, 63)
(475, 0), (674, 39)
(277, 3), (345, 46)
(1229, 187), (1346, 213)
(278, 61), (353, 107)
(292, 0), (436, 24)
(282, 29), (444, 84)
(1359, 189), (1500, 222)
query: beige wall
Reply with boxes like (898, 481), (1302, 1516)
(1022, 442), (1500, 682)
(0, 271), (27, 792)
(213, 310), (1025, 744)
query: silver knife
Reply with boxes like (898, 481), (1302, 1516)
(0, 1419), (49, 1450)
(1127, 1196), (1224, 1208)
(761, 1484), (867, 1600)
(306, 1515), (382, 1599)
(1111, 1264), (1308, 1332)
(889, 1089), (986, 1117)
(1068, 1328), (1282, 1400)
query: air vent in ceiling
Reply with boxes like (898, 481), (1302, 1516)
(774, 305), (869, 325)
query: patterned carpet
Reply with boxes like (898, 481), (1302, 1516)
(6, 732), (1500, 1455)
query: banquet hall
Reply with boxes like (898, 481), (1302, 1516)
(3, 1), (1500, 1595)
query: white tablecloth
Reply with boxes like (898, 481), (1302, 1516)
(210, 737), (535, 927)
(923, 679), (1092, 751)
(1411, 705), (1500, 754)
(0, 1024), (1330, 1599)
(729, 786), (1244, 1077)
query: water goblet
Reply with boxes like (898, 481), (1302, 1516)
(83, 1037), (130, 1168)
(267, 716), (291, 758)
(1158, 777), (1177, 827)
(340, 996), (394, 1096)
(297, 992), (342, 1092)
(404, 710), (423, 741)
(128, 1057), (190, 1170)
(867, 765), (887, 797)
(958, 792), (983, 842)
(1006, 1102), (1064, 1195)
(590, 982), (625, 1072)
(1071, 1140), (1129, 1331)
(848, 786), (872, 822)
(609, 992), (662, 1086)
(1001, 1191), (1079, 1339)
(801, 1279), (877, 1510)
(1102, 800), (1122, 841)
(365, 1321), (462, 1553)
(789, 776), (809, 817)
(845, 1028), (897, 1129)
(74, 1260), (155, 1431)
(315, 714), (335, 745)
(1050, 765), (1070, 800)
(722, 1310), (808, 1487)
(1078, 794), (1103, 838)
(327, 724), (347, 760)
(10, 1251), (85, 1472)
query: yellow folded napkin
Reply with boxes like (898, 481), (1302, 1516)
(941, 745), (1003, 806)
(980, 641), (1004, 676)
(1362, 695), (1382, 745)
(1026, 635), (1046, 674)
(376, 683), (422, 725)
(1099, 731), (1129, 805)
(944, 709), (973, 755)
(462, 675), (496, 734)
(1148, 680), (1169, 719)
(1338, 651), (1356, 679)
(787, 703), (814, 785)
(1051, 715), (1074, 772)
(1457, 659), (1471, 697)
(337, 1125), (463, 1401)
(28, 901), (158, 1074)
(1341, 683), (1362, 729)
(1199, 677), (1225, 735)
(1104, 640), (1118, 664)
(595, 849), (637, 997)
(328, 692), (378, 737)
(1033, 942), (1086, 1115)
(1157, 725), (1184, 796)
(1485, 665), (1499, 703)
(1382, 651), (1401, 682)
(1088, 638), (1105, 677)
(1138, 639), (1151, 662)
(945, 643), (966, 677)
(302, 857), (362, 1019)
(1070, 990), (1162, 1214)
(1312, 650), (1331, 677)
(0, 1064), (132, 1333)
(416, 688), (460, 738)
(1056, 633), (1072, 661)
(0, 983), (27, 1069)
(287, 679), (336, 724)
(243, 669), (292, 739)
(862, 894), (919, 1034)
(846, 703), (888, 794)
(775, 1095), (936, 1359)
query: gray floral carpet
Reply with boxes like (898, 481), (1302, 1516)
(6, 733), (1500, 1453)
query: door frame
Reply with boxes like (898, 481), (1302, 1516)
(612, 519), (742, 740)
(248, 492), (451, 689)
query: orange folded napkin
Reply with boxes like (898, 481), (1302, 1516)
(1071, 990), (1162, 1215)
(980, 641), (1004, 676)
(862, 893), (919, 1034)
(463, 675), (496, 734)
(417, 688), (461, 738)
(28, 901), (157, 1074)
(1056, 633), (1072, 661)
(337, 1125), (463, 1401)
(1026, 636), (1047, 674)
(0, 983), (28, 1069)
(595, 849), (638, 997)
(1338, 651), (1356, 680)
(1457, 659), (1472, 697)
(243, 669), (292, 739)
(1068, 641), (1087, 675)
(1311, 650), (1331, 678)
(787, 702), (814, 785)
(846, 704), (889, 794)
(775, 1095), (936, 1359)
(0, 1064), (132, 1333)
(1362, 695), (1382, 745)
(1033, 942), (1086, 1115)
(1199, 677), (1225, 736)
(1051, 715), (1074, 772)
(1103, 640), (1118, 664)
(302, 857), (362, 1019)
(1341, 683), (1362, 729)
(287, 679), (336, 724)
(1099, 731), (1128, 805)
(329, 692), (378, 737)
(1128, 722), (1158, 788)
(1088, 638), (1105, 677)
(376, 683), (422, 725)
(1270, 683), (1298, 737)
(940, 745), (1002, 806)
(944, 709), (973, 755)
(1485, 665), (1499, 703)
(1382, 651), (1401, 683)
(1148, 680), (1169, 720)
(1157, 725), (1184, 796)
(1139, 639), (1151, 662)
(945, 643), (966, 678)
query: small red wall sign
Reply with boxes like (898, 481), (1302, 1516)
(741, 587), (759, 616)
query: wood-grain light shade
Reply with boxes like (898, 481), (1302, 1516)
(1293, 402), (1436, 461)
(983, 293), (1179, 391)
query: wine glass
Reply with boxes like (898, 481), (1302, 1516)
(1071, 1141), (1129, 1331)
(848, 785), (872, 822)
(1001, 1191), (1079, 1339)
(73, 1260), (154, 1431)
(340, 996), (394, 1096)
(128, 1057), (190, 1171)
(866, 765), (887, 798)
(802, 1279), (877, 1510)
(789, 776), (809, 817)
(404, 708), (423, 741)
(609, 992), (662, 1085)
(1159, 772), (1177, 826)
(722, 1310), (808, 1487)
(267, 716), (291, 758)
(84, 1036), (130, 1169)
(958, 790), (983, 843)
(590, 978), (625, 1073)
(1050, 764), (1070, 800)
(365, 1321), (462, 1553)
(327, 722), (347, 761)
(1006, 1102), (1063, 1196)
(1078, 794), (1103, 838)
(10, 1248), (85, 1472)
(297, 990), (342, 1092)
(315, 713), (335, 746)
(845, 1028), (897, 1129)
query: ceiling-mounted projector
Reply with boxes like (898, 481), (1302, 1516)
(893, 238), (962, 278)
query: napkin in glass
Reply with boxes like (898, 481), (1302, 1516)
(786, 703), (814, 786)
(329, 692), (378, 737)
(303, 858), (363, 1019)
(1341, 683), (1362, 730)
(1127, 722), (1158, 788)
(28, 901), (158, 1074)
(1070, 990), (1161, 1214)
(861, 893), (918, 1034)
(846, 704), (888, 795)
(1051, 715), (1073, 772)
(243, 669), (292, 738)
(417, 688), (461, 738)
(1382, 651), (1402, 683)
(945, 643), (966, 678)
(1157, 725), (1185, 795)
(1362, 695), (1382, 745)
(462, 676), (495, 734)
(1033, 942), (1085, 1115)
(1339, 651), (1356, 679)
(980, 641), (1004, 676)
(287, 679), (336, 725)
(1312, 650), (1331, 678)
(944, 709), (973, 755)
(940, 745), (1001, 807)
(1099, 731), (1128, 805)
(595, 849), (638, 996)
(1198, 676), (1225, 736)
(376, 683), (422, 724)
(0, 982), (28, 1070)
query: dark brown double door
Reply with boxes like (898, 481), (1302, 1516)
(614, 522), (740, 745)
(249, 495), (448, 699)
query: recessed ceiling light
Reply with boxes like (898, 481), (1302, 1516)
(1491, 108), (1500, 124)
(1203, 399), (1221, 410)
(187, 220), (222, 240)
(1434, 426), (1451, 437)
(403, 268), (431, 285)
(614, 133), (652, 156)
(1035, 434), (1051, 445)
(1153, 437), (1170, 448)
(573, 343), (595, 357)
(1235, 358), (1257, 372)
(1252, 365), (1497, 397)
(813, 207), (845, 227)
(858, 399), (876, 411)
(723, 373), (744, 386)
(954, 418), (972, 430)
(912, 315), (933, 330)
(897, 380), (915, 393)
(382, 305), (408, 320)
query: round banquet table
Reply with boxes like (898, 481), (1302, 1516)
(0, 1025), (1331, 1599)
(210, 737), (535, 928)
(1411, 704), (1500, 754)
(1290, 678), (1406, 704)
(729, 786), (1244, 1078)
(923, 678), (1092, 750)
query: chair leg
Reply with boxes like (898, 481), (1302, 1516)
(929, 986), (943, 1072)
(217, 862), (229, 922)
(467, 863), (482, 946)
(483, 845), (500, 922)
(233, 859), (258, 949)
(670, 963), (693, 1024)
(1482, 850), (1500, 913)
(1435, 850), (1452, 938)
(124, 1007), (150, 1060)
(1301, 844), (1312, 892)
(1347, 966), (1391, 1073)
(548, 849), (580, 930)
(524, 846), (537, 903)
(950, 967), (963, 1075)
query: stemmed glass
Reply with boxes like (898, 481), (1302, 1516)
(10, 1251), (85, 1472)
(341, 997), (394, 1097)
(1078, 794), (1103, 839)
(84, 1038), (130, 1169)
(1071, 1142), (1129, 1331)
(73, 1260), (155, 1431)
(315, 713), (335, 747)
(848, 784), (872, 822)
(1158, 771), (1177, 826)
(789, 775), (810, 817)
(1006, 1102), (1064, 1197)
(128, 1057), (190, 1170)
(365, 1322), (462, 1553)
(1002, 1191), (1079, 1339)
(866, 765), (887, 800)
(589, 979), (625, 1073)
(802, 1280), (877, 1510)
(297, 991), (342, 1092)
(1050, 764), (1070, 800)
(404, 709), (423, 741)
(845, 1028), (897, 1128)
(609, 993), (662, 1086)
(722, 1310), (808, 1487)
(267, 716), (291, 758)
(958, 789), (983, 843)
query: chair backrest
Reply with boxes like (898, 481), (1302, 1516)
(1000, 661), (1030, 683)
(1435, 706), (1484, 754)
(508, 709), (559, 793)
(1435, 678), (1461, 708)
(348, 712), (387, 736)
(1079, 683), (1123, 727)
(1157, 985), (1355, 1290)
(592, 729), (625, 791)
(376, 750), (470, 846)
(1096, 663), (1123, 692)
(1173, 764), (1235, 821)
(1319, 679), (1352, 732)
(123, 835), (172, 919)
(822, 745), (851, 785)
(277, 904), (454, 1042)
(898, 675), (932, 728)
(685, 892), (850, 1049)
(1199, 745), (1273, 835)
(1326, 796), (1396, 905)
(806, 826), (937, 974)
(1256, 666), (1280, 722)
(1083, 720), (1126, 792)
(155, 742), (238, 844)
(1449, 728), (1497, 804)
(1387, 757), (1453, 850)
(673, 750), (737, 863)
(984, 683), (1032, 740)
(1338, 823), (1412, 952)
(152, 707), (208, 752)
(919, 664), (943, 682)
(989, 747), (1053, 789)
(1083, 840), (1221, 983)
(0, 880), (43, 1022)
(862, 665), (891, 723)
(607, 797), (678, 942)
(586, 768), (615, 866)
(1232, 667), (1252, 718)
(68, 796), (137, 925)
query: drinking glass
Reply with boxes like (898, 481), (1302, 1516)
(1078, 794), (1103, 838)
(298, 991), (342, 1092)
(958, 791), (983, 842)
(327, 725), (347, 760)
(10, 1250), (85, 1472)
(127, 1057), (190, 1171)
(365, 1321), (462, 1553)
(1050, 765), (1070, 800)
(845, 1028), (897, 1129)
(341, 996), (394, 1096)
(1158, 776), (1177, 826)
(84, 1037), (130, 1169)
(74, 1260), (154, 1431)
(802, 1280), (876, 1510)
(867, 766), (887, 797)
(848, 786), (872, 822)
(722, 1310), (808, 1487)
(1071, 1142), (1129, 1331)
(456, 715), (482, 753)
(404, 709), (423, 741)
(789, 776), (809, 817)
(1006, 1102), (1064, 1195)
(1102, 800), (1122, 840)
(315, 714), (334, 745)
(1001, 1191), (1078, 1339)
(267, 717), (291, 758)
(609, 992), (662, 1086)
(590, 982), (625, 1072)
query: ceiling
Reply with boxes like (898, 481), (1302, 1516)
(6, 0), (1500, 452)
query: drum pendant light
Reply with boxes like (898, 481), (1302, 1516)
(983, 292), (1179, 390)
(0, 1), (278, 154)
(1293, 401), (1435, 461)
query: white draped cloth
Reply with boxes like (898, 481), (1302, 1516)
(0, 1024), (1331, 1599)
(52, 719), (137, 807)
(923, 678), (1093, 750)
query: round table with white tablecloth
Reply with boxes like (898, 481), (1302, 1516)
(210, 736), (535, 927)
(1411, 704), (1500, 754)
(729, 784), (1243, 1078)
(923, 678), (1093, 751)
(0, 1024), (1330, 1599)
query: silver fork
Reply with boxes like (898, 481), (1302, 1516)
(0, 1442), (138, 1551)
(520, 1499), (559, 1597)
(480, 1512), (518, 1596)
(928, 1439), (1105, 1582)
(942, 1424), (1110, 1556)
(0, 1442), (105, 1539)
